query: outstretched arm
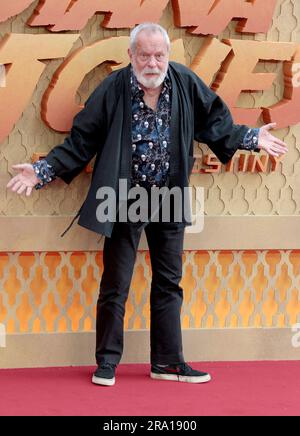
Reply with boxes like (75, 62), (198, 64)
(193, 75), (288, 162)
(6, 83), (107, 196)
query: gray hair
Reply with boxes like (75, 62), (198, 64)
(130, 23), (170, 53)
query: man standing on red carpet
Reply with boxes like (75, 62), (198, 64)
(7, 23), (288, 386)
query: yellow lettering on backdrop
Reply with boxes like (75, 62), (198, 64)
(0, 34), (79, 144)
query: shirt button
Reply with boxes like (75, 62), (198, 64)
(149, 142), (153, 149)
(140, 102), (144, 108)
(151, 164), (156, 170)
(137, 134), (142, 141)
(162, 141), (167, 148)
(142, 175), (147, 181)
(132, 144), (136, 151)
(144, 121), (149, 128)
(134, 164), (139, 171)
(133, 114), (138, 120)
(165, 162), (169, 169)
(158, 119), (163, 125)
(141, 154), (146, 161)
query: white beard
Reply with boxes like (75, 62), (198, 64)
(134, 66), (168, 89)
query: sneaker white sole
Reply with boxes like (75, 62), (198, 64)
(92, 375), (115, 386)
(150, 372), (211, 384)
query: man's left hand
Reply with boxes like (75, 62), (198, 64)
(258, 123), (288, 157)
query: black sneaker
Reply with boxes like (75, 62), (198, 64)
(92, 363), (116, 386)
(150, 362), (211, 384)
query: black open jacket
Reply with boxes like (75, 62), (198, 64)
(44, 62), (249, 237)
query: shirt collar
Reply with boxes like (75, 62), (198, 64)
(130, 65), (171, 98)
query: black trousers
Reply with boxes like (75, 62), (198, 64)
(95, 195), (186, 366)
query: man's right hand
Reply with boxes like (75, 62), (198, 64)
(6, 164), (40, 197)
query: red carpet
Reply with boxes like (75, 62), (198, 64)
(0, 361), (300, 416)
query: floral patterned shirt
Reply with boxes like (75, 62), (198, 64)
(130, 68), (172, 189)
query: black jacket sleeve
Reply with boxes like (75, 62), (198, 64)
(192, 74), (249, 164)
(44, 83), (108, 185)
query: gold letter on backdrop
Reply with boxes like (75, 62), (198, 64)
(27, 0), (70, 28)
(173, 0), (277, 35)
(0, 0), (35, 23)
(190, 37), (232, 86)
(263, 46), (300, 128)
(28, 0), (169, 31)
(212, 40), (297, 126)
(42, 37), (131, 132)
(0, 34), (79, 144)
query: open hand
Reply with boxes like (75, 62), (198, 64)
(258, 123), (288, 157)
(6, 164), (39, 197)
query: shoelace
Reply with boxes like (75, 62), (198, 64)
(99, 363), (115, 369)
(176, 362), (192, 373)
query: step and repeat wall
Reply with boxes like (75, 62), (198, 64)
(0, 0), (300, 366)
